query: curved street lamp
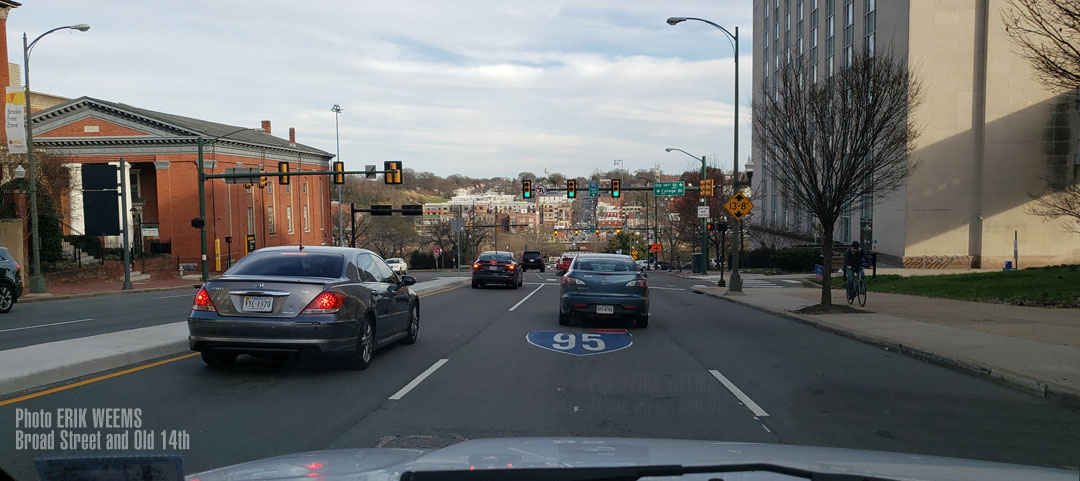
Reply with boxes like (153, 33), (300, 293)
(196, 127), (266, 282)
(667, 16), (743, 290)
(24, 24), (91, 294)
(665, 147), (709, 274)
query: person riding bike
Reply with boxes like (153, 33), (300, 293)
(843, 241), (867, 300)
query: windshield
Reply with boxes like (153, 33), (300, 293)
(6, 2), (1080, 480)
(226, 252), (344, 278)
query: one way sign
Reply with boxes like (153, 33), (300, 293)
(724, 192), (754, 221)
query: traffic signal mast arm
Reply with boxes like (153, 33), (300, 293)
(203, 169), (396, 180)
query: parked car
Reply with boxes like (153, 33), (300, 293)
(654, 261), (672, 271)
(521, 250), (545, 272)
(188, 246), (419, 370)
(635, 260), (649, 270)
(559, 253), (649, 328)
(0, 246), (23, 314)
(471, 251), (523, 288)
(385, 257), (408, 275)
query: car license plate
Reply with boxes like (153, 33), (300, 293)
(242, 296), (273, 312)
(488, 266), (499, 271)
(596, 305), (614, 315)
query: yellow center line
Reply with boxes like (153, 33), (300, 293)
(420, 285), (463, 298)
(0, 352), (200, 407)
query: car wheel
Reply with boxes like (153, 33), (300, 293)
(0, 284), (13, 314)
(636, 314), (649, 329)
(402, 304), (419, 345)
(201, 351), (237, 368)
(541, 266), (545, 273)
(472, 280), (479, 289)
(346, 318), (374, 371)
(559, 310), (570, 326)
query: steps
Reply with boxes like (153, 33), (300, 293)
(129, 270), (150, 282)
(61, 240), (98, 266)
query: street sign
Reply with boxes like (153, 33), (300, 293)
(245, 234), (256, 254)
(724, 192), (754, 221)
(697, 206), (710, 218)
(535, 184), (547, 196)
(223, 167), (261, 184)
(451, 218), (466, 233)
(589, 182), (599, 198)
(631, 249), (639, 258)
(433, 244), (441, 257)
(654, 182), (685, 196)
(649, 243), (662, 252)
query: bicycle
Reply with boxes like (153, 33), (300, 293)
(846, 267), (867, 307)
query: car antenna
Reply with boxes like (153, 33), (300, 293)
(298, 242), (304, 252)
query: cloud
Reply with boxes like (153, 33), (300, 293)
(10, 0), (755, 177)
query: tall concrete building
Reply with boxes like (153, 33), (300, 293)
(752, 0), (1080, 268)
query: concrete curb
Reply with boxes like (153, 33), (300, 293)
(1, 278), (469, 399)
(691, 287), (1080, 409)
(18, 284), (200, 304)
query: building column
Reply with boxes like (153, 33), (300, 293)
(64, 163), (85, 235)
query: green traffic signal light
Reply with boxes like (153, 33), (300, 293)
(567, 180), (576, 198)
(611, 179), (621, 198)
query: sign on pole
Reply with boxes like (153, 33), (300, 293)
(535, 184), (547, 196)
(589, 182), (599, 198)
(223, 167), (261, 184)
(724, 192), (755, 221)
(653, 182), (685, 196)
(245, 234), (256, 254)
(5, 87), (27, 153)
(697, 206), (710, 218)
(649, 243), (662, 252)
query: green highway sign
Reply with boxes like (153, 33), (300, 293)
(654, 181), (685, 196)
(589, 182), (599, 197)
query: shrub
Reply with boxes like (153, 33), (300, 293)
(771, 247), (818, 272)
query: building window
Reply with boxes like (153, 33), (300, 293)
(840, 216), (851, 243)
(129, 171), (141, 201)
(825, 0), (835, 77)
(267, 181), (273, 194)
(302, 182), (307, 194)
(247, 207), (255, 236)
(865, 0), (876, 56)
(287, 206), (294, 234)
(285, 184), (290, 194)
(303, 205), (310, 232)
(268, 206), (276, 234)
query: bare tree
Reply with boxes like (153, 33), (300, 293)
(1028, 182), (1080, 232)
(754, 51), (922, 306)
(1003, 0), (1080, 92)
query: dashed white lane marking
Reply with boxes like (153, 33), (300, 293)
(509, 284), (546, 311)
(389, 359), (449, 400)
(648, 287), (685, 291)
(0, 318), (94, 333)
(782, 280), (802, 284)
(709, 369), (770, 417)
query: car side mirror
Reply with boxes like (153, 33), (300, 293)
(641, 272), (647, 278)
(400, 275), (416, 287)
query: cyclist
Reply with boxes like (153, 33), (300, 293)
(843, 241), (867, 301)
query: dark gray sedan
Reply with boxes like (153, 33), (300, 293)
(559, 253), (649, 328)
(188, 246), (419, 370)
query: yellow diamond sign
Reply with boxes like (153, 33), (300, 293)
(724, 192), (754, 221)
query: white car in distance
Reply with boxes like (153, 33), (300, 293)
(385, 257), (408, 275)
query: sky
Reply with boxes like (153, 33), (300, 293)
(10, 1), (753, 179)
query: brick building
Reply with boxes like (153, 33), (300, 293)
(31, 96), (335, 269)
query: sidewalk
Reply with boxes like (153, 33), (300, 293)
(20, 278), (199, 303)
(691, 285), (1080, 407)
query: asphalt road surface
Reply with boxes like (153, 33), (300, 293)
(2, 271), (1078, 479)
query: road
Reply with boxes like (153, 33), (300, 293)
(1, 271), (1078, 479)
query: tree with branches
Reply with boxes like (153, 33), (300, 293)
(1003, 0), (1080, 233)
(753, 51), (923, 306)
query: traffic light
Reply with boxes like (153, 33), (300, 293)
(259, 168), (267, 188)
(553, 228), (559, 236)
(701, 179), (714, 197)
(707, 221), (714, 231)
(567, 180), (576, 198)
(611, 179), (621, 198)
(616, 228), (621, 234)
(384, 161), (402, 185)
(277, 161), (290, 185)
(575, 229), (580, 235)
(522, 179), (532, 199)
(333, 161), (345, 185)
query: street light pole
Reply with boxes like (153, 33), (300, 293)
(667, 16), (741, 290)
(664, 148), (709, 274)
(196, 127), (265, 283)
(22, 24), (91, 294)
(332, 104), (343, 246)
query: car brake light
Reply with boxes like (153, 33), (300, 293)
(508, 265), (515, 270)
(14, 262), (19, 273)
(303, 291), (345, 314)
(490, 260), (497, 264)
(561, 276), (585, 285)
(626, 279), (647, 287)
(473, 263), (480, 269)
(192, 287), (216, 312)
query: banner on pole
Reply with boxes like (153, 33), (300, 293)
(5, 87), (27, 154)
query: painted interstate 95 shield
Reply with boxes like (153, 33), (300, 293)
(526, 329), (633, 356)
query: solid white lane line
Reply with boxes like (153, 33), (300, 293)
(545, 279), (558, 282)
(389, 359), (449, 400)
(709, 369), (770, 417)
(782, 280), (802, 284)
(154, 293), (195, 299)
(649, 287), (685, 291)
(508, 284), (545, 311)
(0, 318), (94, 333)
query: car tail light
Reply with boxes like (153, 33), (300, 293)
(473, 263), (480, 269)
(192, 288), (216, 312)
(508, 264), (515, 271)
(14, 262), (19, 273)
(561, 276), (585, 285)
(303, 291), (345, 314)
(626, 279), (647, 287)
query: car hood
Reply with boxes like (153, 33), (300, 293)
(185, 437), (1074, 481)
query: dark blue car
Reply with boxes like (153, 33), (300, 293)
(559, 253), (649, 328)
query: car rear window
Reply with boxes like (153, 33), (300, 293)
(523, 252), (541, 259)
(227, 252), (344, 278)
(478, 253), (513, 262)
(573, 257), (636, 272)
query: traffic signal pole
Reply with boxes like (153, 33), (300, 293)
(197, 137), (209, 282)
